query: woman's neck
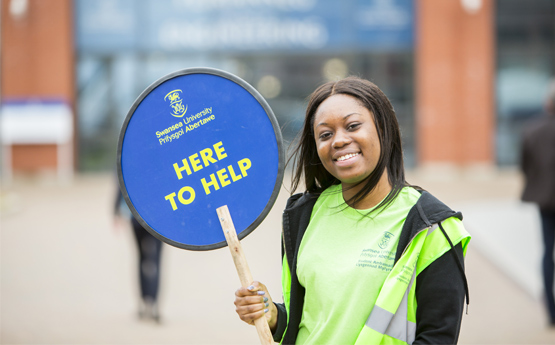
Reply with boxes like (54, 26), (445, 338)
(342, 170), (392, 210)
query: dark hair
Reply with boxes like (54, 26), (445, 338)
(288, 76), (406, 211)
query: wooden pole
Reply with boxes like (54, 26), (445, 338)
(217, 205), (274, 345)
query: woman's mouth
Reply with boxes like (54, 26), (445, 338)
(335, 152), (360, 162)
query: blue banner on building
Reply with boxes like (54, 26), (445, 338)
(76, 0), (414, 53)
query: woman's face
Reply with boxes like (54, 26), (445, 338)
(313, 94), (381, 190)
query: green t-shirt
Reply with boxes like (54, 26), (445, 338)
(296, 185), (421, 344)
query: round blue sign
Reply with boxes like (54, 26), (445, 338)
(117, 68), (284, 250)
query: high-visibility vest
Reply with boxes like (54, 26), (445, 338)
(354, 220), (470, 345)
(278, 191), (471, 345)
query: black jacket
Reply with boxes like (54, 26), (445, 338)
(273, 190), (468, 344)
(521, 114), (555, 211)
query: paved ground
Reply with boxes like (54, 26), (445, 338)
(1, 169), (555, 344)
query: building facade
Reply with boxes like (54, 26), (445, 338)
(1, 0), (554, 178)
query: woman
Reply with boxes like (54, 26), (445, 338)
(235, 77), (470, 344)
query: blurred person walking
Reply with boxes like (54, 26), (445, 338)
(520, 79), (555, 327)
(114, 189), (163, 323)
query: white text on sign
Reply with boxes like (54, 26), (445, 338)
(155, 107), (214, 145)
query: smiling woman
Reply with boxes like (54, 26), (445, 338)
(312, 94), (386, 209)
(291, 77), (405, 212)
(233, 76), (471, 345)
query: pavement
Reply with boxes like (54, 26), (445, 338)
(1, 168), (555, 344)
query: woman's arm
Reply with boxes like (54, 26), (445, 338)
(414, 243), (466, 344)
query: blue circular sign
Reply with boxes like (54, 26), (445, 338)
(117, 68), (284, 251)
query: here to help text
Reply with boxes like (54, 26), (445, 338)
(163, 141), (252, 211)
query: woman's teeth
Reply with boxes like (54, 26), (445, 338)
(337, 153), (359, 162)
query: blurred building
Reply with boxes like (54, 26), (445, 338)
(1, 0), (74, 182)
(1, 0), (554, 178)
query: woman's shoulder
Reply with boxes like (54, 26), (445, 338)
(403, 187), (464, 225)
(313, 184), (343, 208)
(386, 185), (424, 212)
(399, 185), (424, 202)
(284, 184), (341, 217)
(285, 191), (320, 211)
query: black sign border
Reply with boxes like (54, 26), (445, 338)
(117, 67), (285, 251)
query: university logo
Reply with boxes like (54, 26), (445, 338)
(164, 89), (188, 117)
(378, 231), (394, 249)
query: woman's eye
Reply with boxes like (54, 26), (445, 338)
(347, 123), (361, 131)
(319, 132), (332, 140)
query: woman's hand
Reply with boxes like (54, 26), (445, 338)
(234, 281), (278, 333)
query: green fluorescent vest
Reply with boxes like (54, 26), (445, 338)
(280, 217), (470, 345)
(354, 220), (470, 344)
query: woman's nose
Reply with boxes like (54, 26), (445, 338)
(332, 130), (352, 148)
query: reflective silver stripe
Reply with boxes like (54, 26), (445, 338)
(365, 305), (393, 334)
(366, 269), (417, 344)
(365, 224), (439, 344)
(427, 223), (439, 236)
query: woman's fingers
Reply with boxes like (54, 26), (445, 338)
(234, 281), (271, 325)
(235, 286), (265, 297)
(235, 302), (268, 324)
(235, 294), (268, 306)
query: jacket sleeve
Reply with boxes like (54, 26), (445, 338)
(413, 242), (466, 345)
(272, 302), (288, 342)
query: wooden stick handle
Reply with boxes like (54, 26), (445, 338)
(217, 205), (274, 345)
